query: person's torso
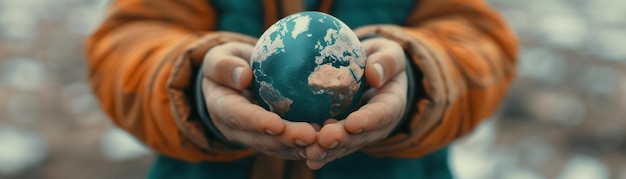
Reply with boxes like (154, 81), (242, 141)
(211, 0), (415, 37)
(149, 0), (453, 178)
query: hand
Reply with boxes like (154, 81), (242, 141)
(304, 38), (408, 169)
(201, 42), (317, 160)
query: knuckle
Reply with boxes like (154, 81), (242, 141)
(370, 53), (394, 65)
(389, 40), (402, 49)
(212, 56), (229, 68)
(361, 105), (381, 120)
(348, 110), (368, 121)
(385, 55), (398, 72)
(213, 59), (232, 78)
(364, 105), (387, 127)
(226, 116), (241, 129)
(381, 115), (394, 127)
(346, 112), (370, 131)
(264, 138), (289, 150)
(223, 110), (245, 129)
(251, 111), (278, 131)
(380, 53), (396, 62)
(360, 135), (368, 145)
(256, 117), (271, 132)
(252, 138), (264, 149)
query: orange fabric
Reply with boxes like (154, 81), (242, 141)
(86, 0), (258, 161)
(86, 0), (517, 176)
(354, 0), (517, 158)
(280, 0), (305, 17)
(263, 0), (280, 29)
(318, 0), (334, 13)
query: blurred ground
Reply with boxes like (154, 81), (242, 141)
(452, 0), (626, 178)
(0, 0), (153, 178)
(0, 0), (625, 179)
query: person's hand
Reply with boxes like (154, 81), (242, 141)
(304, 38), (408, 169)
(201, 42), (317, 160)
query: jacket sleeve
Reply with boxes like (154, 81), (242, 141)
(354, 0), (518, 158)
(85, 0), (259, 162)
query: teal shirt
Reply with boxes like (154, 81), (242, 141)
(212, 0), (416, 37)
(149, 0), (453, 178)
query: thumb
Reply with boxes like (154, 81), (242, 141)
(203, 42), (255, 90)
(362, 38), (406, 88)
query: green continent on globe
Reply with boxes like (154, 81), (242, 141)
(251, 11), (366, 124)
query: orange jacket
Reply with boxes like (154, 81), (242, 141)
(86, 0), (516, 170)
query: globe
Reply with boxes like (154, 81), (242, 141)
(250, 11), (366, 125)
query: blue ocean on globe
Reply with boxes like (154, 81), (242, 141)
(251, 11), (366, 124)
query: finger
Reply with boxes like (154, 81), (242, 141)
(306, 159), (325, 170)
(317, 138), (366, 166)
(311, 123), (322, 132)
(317, 123), (348, 149)
(225, 100), (286, 135)
(204, 56), (253, 90)
(344, 73), (407, 134)
(307, 148), (350, 171)
(361, 37), (385, 55)
(203, 43), (254, 90)
(224, 130), (304, 160)
(207, 42), (254, 62)
(227, 132), (288, 150)
(222, 42), (254, 62)
(323, 119), (338, 126)
(305, 144), (327, 161)
(343, 103), (394, 134)
(282, 122), (317, 147)
(204, 78), (286, 135)
(362, 39), (406, 88)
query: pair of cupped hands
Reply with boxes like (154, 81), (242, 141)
(201, 37), (407, 170)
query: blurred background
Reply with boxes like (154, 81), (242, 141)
(0, 0), (625, 178)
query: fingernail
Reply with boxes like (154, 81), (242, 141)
(373, 63), (384, 85)
(232, 66), (243, 87)
(354, 128), (364, 134)
(299, 150), (308, 159)
(265, 129), (275, 135)
(319, 152), (327, 160)
(295, 139), (308, 147)
(328, 141), (339, 149)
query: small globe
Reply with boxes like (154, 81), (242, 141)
(251, 11), (366, 124)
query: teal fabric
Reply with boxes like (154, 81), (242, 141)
(209, 0), (415, 36)
(315, 148), (452, 179)
(304, 0), (321, 11)
(149, 148), (451, 179)
(212, 0), (265, 37)
(148, 156), (255, 179)
(328, 0), (415, 29)
(149, 0), (454, 179)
